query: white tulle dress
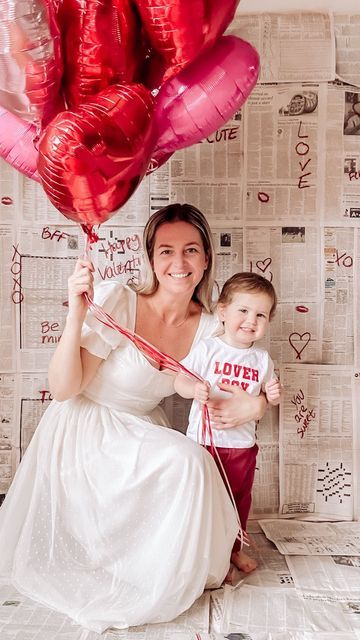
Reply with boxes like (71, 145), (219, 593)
(0, 282), (238, 633)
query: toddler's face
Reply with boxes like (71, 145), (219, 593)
(218, 290), (272, 348)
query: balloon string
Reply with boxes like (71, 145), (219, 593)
(83, 237), (246, 549)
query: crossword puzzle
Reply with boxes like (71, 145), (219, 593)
(316, 461), (351, 504)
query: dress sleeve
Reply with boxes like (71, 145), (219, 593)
(80, 281), (136, 359)
(192, 311), (222, 344)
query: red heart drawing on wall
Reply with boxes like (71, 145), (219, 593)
(256, 257), (272, 272)
(289, 332), (311, 360)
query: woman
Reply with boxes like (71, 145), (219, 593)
(0, 204), (267, 632)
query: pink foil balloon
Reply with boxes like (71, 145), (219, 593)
(151, 35), (259, 164)
(0, 106), (39, 180)
(0, 0), (63, 128)
(38, 83), (155, 226)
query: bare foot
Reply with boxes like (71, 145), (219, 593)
(231, 549), (257, 574)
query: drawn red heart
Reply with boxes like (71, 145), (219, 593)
(256, 258), (272, 272)
(288, 332), (311, 360)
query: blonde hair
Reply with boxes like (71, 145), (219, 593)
(133, 203), (216, 312)
(218, 272), (277, 319)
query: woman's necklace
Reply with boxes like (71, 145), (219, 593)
(150, 302), (191, 328)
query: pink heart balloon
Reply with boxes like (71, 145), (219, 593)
(0, 106), (39, 181)
(151, 35), (259, 164)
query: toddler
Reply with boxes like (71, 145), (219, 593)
(174, 272), (281, 573)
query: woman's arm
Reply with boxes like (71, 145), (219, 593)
(48, 258), (103, 401)
(207, 383), (268, 429)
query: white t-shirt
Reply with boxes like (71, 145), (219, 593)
(181, 336), (275, 448)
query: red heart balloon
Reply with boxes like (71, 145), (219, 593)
(133, 0), (241, 85)
(58, 0), (142, 107)
(38, 83), (155, 225)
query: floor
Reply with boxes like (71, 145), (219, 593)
(1, 521), (360, 640)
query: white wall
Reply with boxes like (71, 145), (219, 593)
(238, 0), (359, 11)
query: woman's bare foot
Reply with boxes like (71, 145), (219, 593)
(231, 549), (257, 573)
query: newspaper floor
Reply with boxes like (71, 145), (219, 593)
(1, 522), (360, 640)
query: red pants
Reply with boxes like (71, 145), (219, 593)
(207, 443), (258, 553)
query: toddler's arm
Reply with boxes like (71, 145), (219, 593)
(264, 378), (282, 406)
(174, 374), (210, 404)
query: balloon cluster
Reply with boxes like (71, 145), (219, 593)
(0, 0), (259, 228)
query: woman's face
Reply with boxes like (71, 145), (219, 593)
(152, 221), (209, 296)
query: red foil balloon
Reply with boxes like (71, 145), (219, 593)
(0, 0), (63, 128)
(133, 0), (240, 85)
(151, 35), (259, 164)
(58, 0), (142, 108)
(38, 84), (155, 225)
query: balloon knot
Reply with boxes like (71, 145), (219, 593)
(81, 224), (99, 244)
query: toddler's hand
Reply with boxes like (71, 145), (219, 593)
(265, 379), (282, 405)
(194, 380), (210, 405)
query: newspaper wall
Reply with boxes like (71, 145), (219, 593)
(0, 10), (360, 525)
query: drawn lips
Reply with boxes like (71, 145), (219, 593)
(295, 305), (309, 313)
(1, 196), (13, 205)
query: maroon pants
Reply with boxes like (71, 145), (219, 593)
(207, 443), (258, 553)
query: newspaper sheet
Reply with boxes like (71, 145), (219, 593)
(334, 13), (360, 87)
(211, 228), (244, 291)
(14, 226), (82, 371)
(244, 224), (321, 364)
(259, 520), (360, 556)
(0, 581), (86, 640)
(170, 114), (244, 225)
(228, 12), (335, 84)
(0, 374), (17, 495)
(0, 227), (17, 372)
(279, 365), (355, 520)
(251, 406), (280, 518)
(321, 227), (355, 365)
(342, 87), (360, 227)
(13, 225), (144, 371)
(222, 583), (360, 635)
(286, 553), (360, 602)
(243, 83), (326, 225)
(0, 371), (51, 497)
(0, 160), (20, 225)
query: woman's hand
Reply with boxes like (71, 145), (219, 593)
(67, 258), (95, 320)
(207, 383), (268, 429)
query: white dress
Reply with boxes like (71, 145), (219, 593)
(0, 282), (238, 633)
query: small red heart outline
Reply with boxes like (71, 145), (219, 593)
(256, 257), (272, 272)
(289, 332), (311, 360)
